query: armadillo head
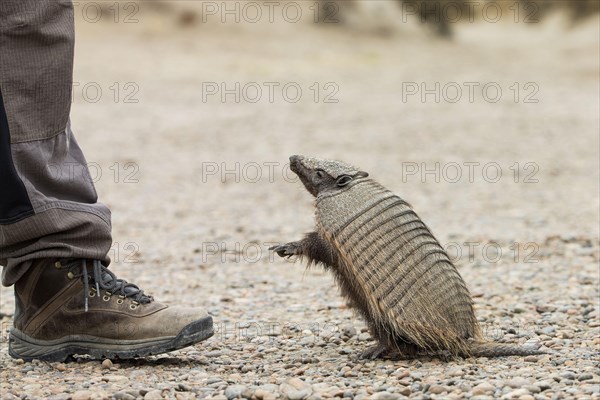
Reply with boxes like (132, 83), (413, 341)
(289, 155), (369, 197)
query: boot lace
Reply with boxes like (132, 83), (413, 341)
(60, 259), (153, 312)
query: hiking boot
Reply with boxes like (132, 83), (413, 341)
(9, 258), (213, 361)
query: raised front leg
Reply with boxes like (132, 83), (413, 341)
(270, 232), (339, 268)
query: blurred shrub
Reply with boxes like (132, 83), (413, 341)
(316, 0), (600, 36)
(89, 0), (599, 35)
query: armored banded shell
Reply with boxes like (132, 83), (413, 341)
(315, 177), (481, 354)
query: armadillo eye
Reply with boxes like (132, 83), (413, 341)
(315, 170), (325, 179)
(336, 175), (352, 187)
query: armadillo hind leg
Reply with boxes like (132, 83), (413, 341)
(360, 343), (392, 360)
(360, 342), (420, 360)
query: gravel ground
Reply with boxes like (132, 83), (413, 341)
(1, 7), (599, 400)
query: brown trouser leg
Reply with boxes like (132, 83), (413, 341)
(0, 0), (112, 286)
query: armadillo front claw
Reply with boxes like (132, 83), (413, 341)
(269, 243), (299, 258)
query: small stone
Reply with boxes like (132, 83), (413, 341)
(561, 372), (576, 380)
(100, 374), (128, 386)
(513, 306), (526, 313)
(536, 304), (557, 313)
(517, 395), (534, 400)
(449, 367), (464, 377)
(506, 377), (529, 388)
(392, 368), (409, 379)
(523, 356), (539, 363)
(541, 326), (556, 335)
(55, 363), (67, 371)
(256, 385), (280, 400)
(459, 383), (472, 392)
(225, 385), (247, 399)
(429, 385), (447, 394)
(255, 388), (278, 400)
(397, 387), (411, 396)
(525, 385), (540, 394)
(535, 381), (552, 391)
(472, 382), (495, 395)
(578, 373), (594, 381)
(370, 393), (401, 400)
(177, 383), (192, 392)
(72, 391), (93, 400)
(280, 378), (312, 400)
(113, 392), (136, 400)
(341, 324), (357, 338)
(101, 359), (113, 369)
(504, 388), (530, 398)
(410, 372), (423, 381)
(358, 333), (371, 341)
(557, 330), (574, 339)
(144, 390), (164, 400)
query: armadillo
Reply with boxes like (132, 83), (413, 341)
(271, 155), (544, 359)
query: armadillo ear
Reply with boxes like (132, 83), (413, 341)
(355, 171), (369, 178)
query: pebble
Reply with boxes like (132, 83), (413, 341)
(449, 367), (464, 377)
(506, 377), (530, 388)
(341, 324), (357, 338)
(503, 388), (530, 398)
(144, 390), (164, 400)
(255, 388), (278, 400)
(472, 382), (495, 395)
(114, 392), (137, 400)
(280, 378), (313, 400)
(101, 374), (128, 384)
(578, 373), (594, 381)
(370, 393), (402, 400)
(101, 359), (113, 369)
(225, 384), (248, 399)
(535, 381), (552, 391)
(541, 326), (556, 335)
(72, 391), (93, 400)
(561, 372), (576, 380)
(428, 385), (447, 394)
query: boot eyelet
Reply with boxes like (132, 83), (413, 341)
(67, 272), (75, 279)
(89, 290), (96, 297)
(54, 261), (62, 269)
(103, 295), (111, 301)
(116, 298), (124, 304)
(129, 304), (137, 310)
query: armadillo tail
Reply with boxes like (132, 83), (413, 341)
(469, 342), (546, 358)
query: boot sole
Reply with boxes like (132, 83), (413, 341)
(8, 316), (213, 362)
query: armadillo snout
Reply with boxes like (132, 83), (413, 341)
(289, 155), (305, 175)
